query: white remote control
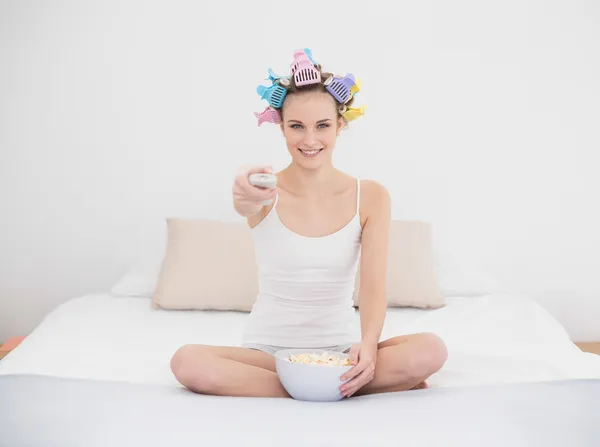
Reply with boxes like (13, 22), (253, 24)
(248, 173), (277, 206)
(248, 173), (277, 189)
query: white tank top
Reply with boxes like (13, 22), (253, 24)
(242, 178), (362, 348)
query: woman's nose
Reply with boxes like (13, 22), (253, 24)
(303, 130), (317, 146)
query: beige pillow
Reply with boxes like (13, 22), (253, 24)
(152, 218), (444, 311)
(352, 220), (445, 309)
(151, 218), (258, 311)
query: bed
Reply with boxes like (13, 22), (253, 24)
(1, 292), (600, 446)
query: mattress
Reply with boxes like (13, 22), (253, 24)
(2, 374), (600, 447)
(1, 292), (600, 388)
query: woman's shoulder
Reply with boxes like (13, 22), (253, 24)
(358, 178), (390, 206)
(334, 170), (388, 194)
(356, 178), (390, 227)
(358, 178), (389, 195)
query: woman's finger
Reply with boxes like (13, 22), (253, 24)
(340, 359), (366, 382)
(348, 375), (374, 397)
(348, 344), (360, 366)
(236, 177), (277, 202)
(250, 187), (277, 201)
(342, 367), (375, 396)
(341, 371), (368, 395)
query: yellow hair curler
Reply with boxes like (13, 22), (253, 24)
(342, 105), (366, 122)
(350, 78), (362, 96)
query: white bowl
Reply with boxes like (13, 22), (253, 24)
(274, 349), (353, 402)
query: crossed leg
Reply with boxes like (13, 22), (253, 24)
(353, 332), (448, 396)
(170, 344), (290, 398)
(170, 332), (447, 398)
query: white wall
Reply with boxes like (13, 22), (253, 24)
(1, 0), (599, 342)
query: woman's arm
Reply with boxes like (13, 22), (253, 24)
(357, 180), (391, 344)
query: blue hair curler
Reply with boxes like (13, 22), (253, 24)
(266, 68), (291, 87)
(256, 83), (288, 108)
(303, 48), (317, 65)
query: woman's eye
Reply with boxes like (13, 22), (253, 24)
(289, 123), (329, 129)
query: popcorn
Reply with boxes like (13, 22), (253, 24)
(288, 352), (351, 367)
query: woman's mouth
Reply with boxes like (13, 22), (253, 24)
(298, 148), (323, 158)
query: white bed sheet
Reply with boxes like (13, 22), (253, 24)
(1, 293), (600, 388)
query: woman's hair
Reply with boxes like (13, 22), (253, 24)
(253, 49), (364, 128)
(280, 68), (356, 125)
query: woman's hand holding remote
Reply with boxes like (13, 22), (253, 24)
(232, 165), (277, 217)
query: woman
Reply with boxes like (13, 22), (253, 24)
(170, 50), (447, 398)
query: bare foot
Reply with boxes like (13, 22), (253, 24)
(411, 381), (428, 390)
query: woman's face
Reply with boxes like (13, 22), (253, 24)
(280, 90), (344, 170)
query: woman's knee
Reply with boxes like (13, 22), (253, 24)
(413, 333), (448, 377)
(170, 344), (216, 390)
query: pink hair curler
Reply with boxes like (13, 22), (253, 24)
(324, 73), (356, 104)
(290, 49), (321, 87)
(254, 106), (281, 126)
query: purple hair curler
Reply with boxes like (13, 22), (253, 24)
(324, 73), (356, 104)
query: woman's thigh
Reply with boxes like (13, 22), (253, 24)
(172, 344), (277, 373)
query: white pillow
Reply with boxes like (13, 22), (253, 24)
(435, 256), (501, 296)
(111, 219), (166, 297)
(431, 235), (502, 297)
(111, 260), (162, 297)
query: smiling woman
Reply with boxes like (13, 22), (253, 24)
(170, 48), (448, 399)
(280, 88), (342, 165)
(270, 56), (361, 168)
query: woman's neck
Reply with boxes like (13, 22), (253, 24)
(280, 163), (339, 198)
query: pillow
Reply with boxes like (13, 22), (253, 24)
(432, 246), (502, 297)
(111, 219), (167, 297)
(150, 218), (258, 311)
(352, 220), (445, 309)
(112, 219), (501, 303)
(111, 260), (162, 298)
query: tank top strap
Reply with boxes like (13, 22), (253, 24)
(259, 191), (278, 223)
(355, 177), (361, 214)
